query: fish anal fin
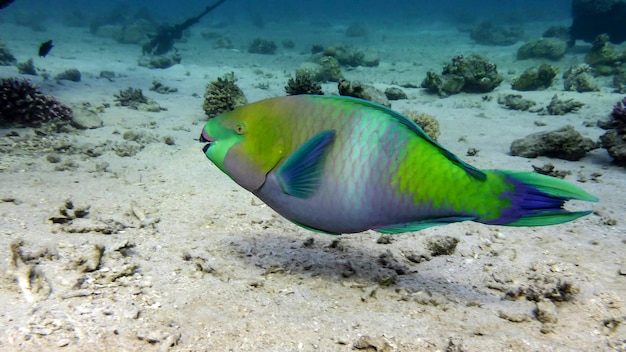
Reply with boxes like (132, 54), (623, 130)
(375, 216), (476, 234)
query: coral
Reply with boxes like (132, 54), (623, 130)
(17, 58), (37, 75)
(297, 57), (343, 83)
(248, 38), (277, 55)
(469, 21), (524, 46)
(563, 64), (599, 92)
(600, 96), (626, 164)
(584, 34), (626, 75)
(511, 64), (558, 91)
(55, 68), (81, 82)
(0, 77), (73, 128)
(517, 38), (567, 60)
(114, 87), (165, 112)
(546, 94), (585, 115)
(285, 72), (323, 95)
(317, 56), (343, 81)
(422, 54), (503, 97)
(497, 94), (537, 111)
(0, 40), (17, 66)
(510, 125), (596, 161)
(338, 79), (390, 107)
(203, 72), (248, 118)
(402, 111), (440, 140)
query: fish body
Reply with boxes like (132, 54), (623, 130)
(200, 95), (597, 235)
(38, 40), (53, 57)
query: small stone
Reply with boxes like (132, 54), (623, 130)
(46, 154), (61, 163)
(56, 338), (71, 347)
(535, 300), (558, 324)
(71, 108), (103, 129)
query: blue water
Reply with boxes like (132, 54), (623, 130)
(4, 0), (573, 26)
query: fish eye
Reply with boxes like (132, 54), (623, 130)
(235, 123), (246, 135)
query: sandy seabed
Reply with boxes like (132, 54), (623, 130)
(0, 17), (625, 351)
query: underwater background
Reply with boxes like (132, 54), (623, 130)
(1, 0), (626, 351)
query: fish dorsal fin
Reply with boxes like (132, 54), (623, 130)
(313, 95), (486, 181)
(276, 130), (336, 198)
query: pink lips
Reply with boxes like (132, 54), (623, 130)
(200, 129), (215, 153)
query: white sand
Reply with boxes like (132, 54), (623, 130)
(0, 18), (625, 351)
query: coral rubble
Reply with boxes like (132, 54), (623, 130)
(584, 34), (626, 75)
(517, 38), (567, 60)
(421, 55), (503, 97)
(0, 77), (73, 128)
(114, 87), (165, 112)
(546, 94), (585, 115)
(511, 64), (558, 91)
(338, 79), (390, 107)
(497, 94), (537, 111)
(510, 125), (596, 161)
(563, 64), (599, 92)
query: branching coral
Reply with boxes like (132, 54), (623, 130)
(285, 72), (323, 95)
(203, 72), (247, 118)
(0, 77), (73, 127)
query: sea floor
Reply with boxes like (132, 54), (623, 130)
(0, 17), (625, 351)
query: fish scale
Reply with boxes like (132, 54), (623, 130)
(201, 95), (597, 235)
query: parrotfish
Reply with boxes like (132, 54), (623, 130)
(200, 95), (597, 235)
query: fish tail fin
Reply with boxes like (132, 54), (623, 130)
(483, 170), (598, 227)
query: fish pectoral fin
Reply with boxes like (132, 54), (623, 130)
(375, 216), (476, 234)
(276, 130), (336, 198)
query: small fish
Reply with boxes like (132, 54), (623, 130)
(200, 95), (597, 235)
(38, 40), (53, 57)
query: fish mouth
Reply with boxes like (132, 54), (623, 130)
(199, 129), (215, 153)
